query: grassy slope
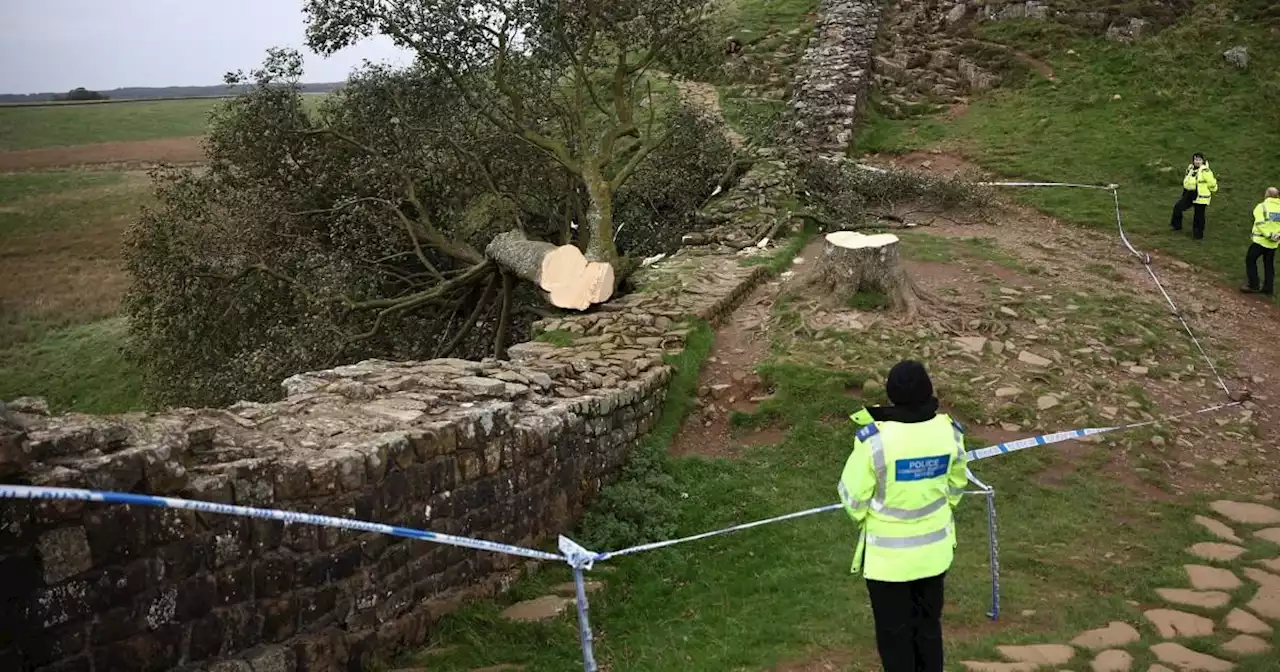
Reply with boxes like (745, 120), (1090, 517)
(857, 5), (1280, 284)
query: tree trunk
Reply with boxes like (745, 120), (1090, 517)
(485, 230), (614, 311)
(582, 166), (619, 264)
(809, 231), (923, 316)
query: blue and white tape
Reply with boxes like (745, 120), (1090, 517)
(0, 484), (563, 562)
(965, 401), (1238, 462)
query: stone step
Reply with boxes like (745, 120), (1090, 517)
(1149, 642), (1235, 671)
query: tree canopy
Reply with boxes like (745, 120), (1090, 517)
(125, 2), (734, 408)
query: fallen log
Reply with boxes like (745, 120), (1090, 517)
(486, 231), (614, 310)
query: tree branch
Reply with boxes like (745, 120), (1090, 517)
(437, 271), (499, 357)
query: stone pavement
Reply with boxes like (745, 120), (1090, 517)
(961, 500), (1280, 672)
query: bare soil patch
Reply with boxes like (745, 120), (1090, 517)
(0, 136), (205, 171)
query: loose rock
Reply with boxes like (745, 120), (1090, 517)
(1188, 542), (1246, 562)
(1144, 608), (1215, 638)
(1210, 500), (1280, 525)
(1223, 46), (1249, 70)
(1193, 515), (1242, 543)
(1149, 643), (1235, 671)
(997, 644), (1074, 666)
(1156, 588), (1230, 609)
(1071, 621), (1141, 650)
(1254, 527), (1280, 544)
(500, 595), (573, 622)
(1224, 608), (1272, 635)
(1222, 634), (1270, 656)
(1183, 565), (1241, 591)
(961, 663), (1038, 672)
(1091, 649), (1133, 672)
(1019, 351), (1053, 367)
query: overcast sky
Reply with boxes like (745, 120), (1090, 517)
(0, 0), (413, 94)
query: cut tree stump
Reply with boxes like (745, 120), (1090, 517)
(808, 231), (924, 315)
(486, 231), (614, 310)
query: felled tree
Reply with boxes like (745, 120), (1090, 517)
(305, 0), (717, 280)
(125, 45), (733, 407)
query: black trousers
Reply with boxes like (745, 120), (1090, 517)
(866, 572), (946, 672)
(1246, 243), (1276, 295)
(1170, 189), (1207, 239)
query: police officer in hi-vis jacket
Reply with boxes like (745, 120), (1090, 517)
(842, 360), (968, 672)
(1170, 152), (1219, 240)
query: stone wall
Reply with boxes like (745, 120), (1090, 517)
(0, 247), (769, 671)
(787, 0), (882, 155)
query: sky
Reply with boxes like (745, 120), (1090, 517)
(0, 0), (413, 94)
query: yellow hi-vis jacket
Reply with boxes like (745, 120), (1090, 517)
(1252, 197), (1280, 250)
(1182, 164), (1219, 205)
(838, 415), (968, 582)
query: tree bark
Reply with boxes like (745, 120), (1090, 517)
(582, 164), (619, 264)
(485, 230), (614, 311)
(808, 231), (923, 316)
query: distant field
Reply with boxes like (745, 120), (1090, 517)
(0, 93), (330, 152)
(0, 98), (222, 151)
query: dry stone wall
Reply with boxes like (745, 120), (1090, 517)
(788, 0), (882, 155)
(0, 247), (768, 671)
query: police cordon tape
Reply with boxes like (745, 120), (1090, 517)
(0, 177), (1247, 671)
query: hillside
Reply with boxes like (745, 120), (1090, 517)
(859, 0), (1280, 282)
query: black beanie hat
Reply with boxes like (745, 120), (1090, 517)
(886, 360), (934, 407)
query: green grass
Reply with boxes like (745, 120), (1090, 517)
(399, 353), (1271, 670)
(0, 98), (226, 150)
(0, 169), (126, 201)
(721, 0), (816, 45)
(0, 169), (145, 237)
(856, 6), (1280, 283)
(535, 329), (576, 347)
(743, 220), (817, 274)
(0, 318), (143, 413)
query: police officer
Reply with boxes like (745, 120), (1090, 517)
(840, 360), (968, 672)
(1170, 152), (1219, 240)
(1242, 187), (1280, 297)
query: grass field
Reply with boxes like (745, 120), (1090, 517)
(856, 7), (1280, 285)
(0, 167), (151, 412)
(0, 98), (222, 151)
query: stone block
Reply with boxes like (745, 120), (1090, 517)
(175, 573), (217, 622)
(260, 597), (300, 643)
(21, 620), (87, 667)
(90, 624), (182, 672)
(254, 556), (298, 600)
(186, 612), (227, 662)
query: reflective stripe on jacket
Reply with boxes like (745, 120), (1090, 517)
(1253, 198), (1280, 249)
(838, 414), (968, 582)
(1183, 164), (1218, 205)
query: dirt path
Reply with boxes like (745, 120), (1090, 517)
(670, 239), (823, 456)
(0, 136), (205, 171)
